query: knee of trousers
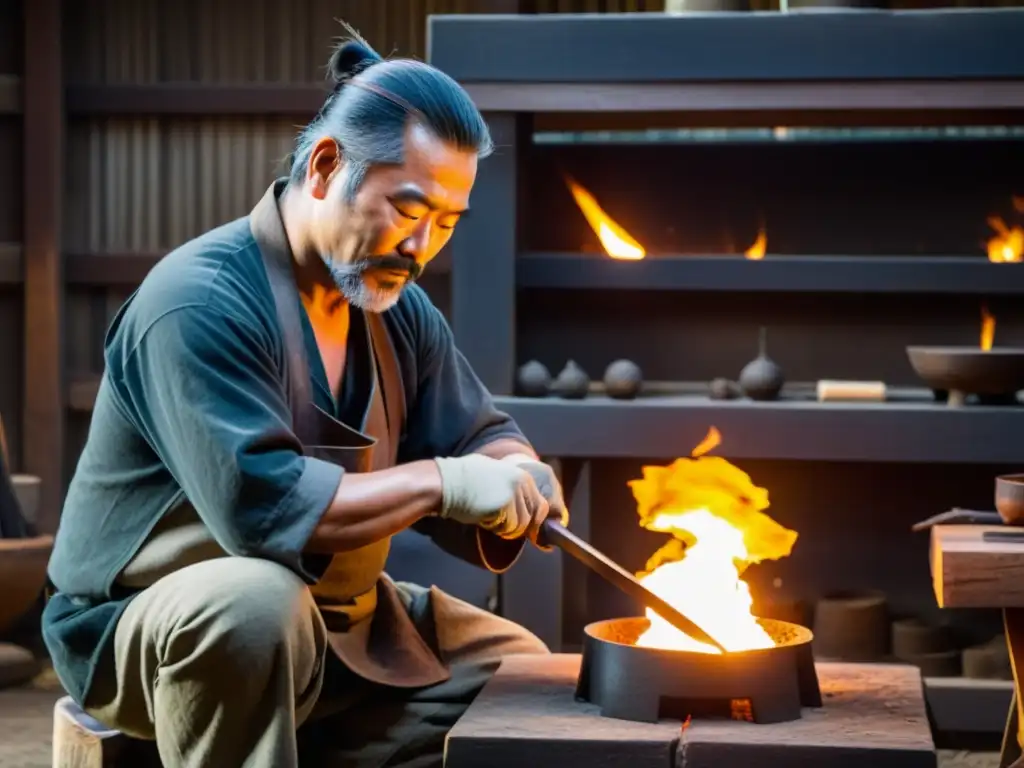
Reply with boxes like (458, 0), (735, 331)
(132, 557), (327, 683)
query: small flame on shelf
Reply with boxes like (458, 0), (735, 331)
(987, 217), (1024, 263)
(565, 176), (645, 260)
(981, 305), (995, 352)
(564, 177), (767, 261)
(744, 227), (767, 260)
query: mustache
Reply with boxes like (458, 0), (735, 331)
(359, 254), (423, 281)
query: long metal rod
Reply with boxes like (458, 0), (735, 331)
(541, 519), (727, 654)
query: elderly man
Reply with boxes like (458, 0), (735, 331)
(43, 31), (565, 768)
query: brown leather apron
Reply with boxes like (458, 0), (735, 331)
(251, 183), (450, 689)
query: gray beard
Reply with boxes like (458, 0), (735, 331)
(324, 259), (406, 313)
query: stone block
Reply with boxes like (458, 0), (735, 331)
(444, 654), (936, 768)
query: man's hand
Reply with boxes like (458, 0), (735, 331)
(433, 454), (550, 540)
(501, 455), (569, 549)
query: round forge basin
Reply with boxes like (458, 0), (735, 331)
(906, 347), (1024, 406)
(576, 617), (821, 724)
(0, 535), (53, 635)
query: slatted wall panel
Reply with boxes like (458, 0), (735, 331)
(0, 0), (23, 468)
(58, 0), (509, 472)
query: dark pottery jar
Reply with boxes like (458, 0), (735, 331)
(552, 360), (590, 400)
(738, 327), (785, 401)
(516, 360), (552, 398)
(603, 360), (643, 400)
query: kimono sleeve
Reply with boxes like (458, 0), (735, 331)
(114, 304), (343, 583)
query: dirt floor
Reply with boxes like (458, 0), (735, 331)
(0, 667), (1005, 768)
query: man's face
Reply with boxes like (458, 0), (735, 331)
(305, 122), (477, 312)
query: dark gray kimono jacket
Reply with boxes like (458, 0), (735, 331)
(42, 182), (530, 707)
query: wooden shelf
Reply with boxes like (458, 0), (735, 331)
(432, 11), (1024, 123)
(517, 253), (1024, 295)
(65, 82), (330, 117)
(494, 395), (1024, 464)
(431, 10), (1024, 85)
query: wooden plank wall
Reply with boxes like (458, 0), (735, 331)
(55, 0), (541, 504)
(55, 0), (674, 507)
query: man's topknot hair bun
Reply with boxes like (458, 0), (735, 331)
(327, 29), (383, 85)
(292, 19), (492, 197)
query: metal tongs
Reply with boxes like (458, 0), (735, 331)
(910, 507), (1002, 532)
(540, 519), (727, 654)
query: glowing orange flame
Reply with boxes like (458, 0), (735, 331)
(981, 305), (995, 352)
(987, 217), (1024, 263)
(744, 227), (767, 260)
(565, 176), (645, 260)
(629, 427), (798, 654)
(691, 426), (721, 458)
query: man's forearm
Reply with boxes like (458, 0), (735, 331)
(473, 437), (537, 461)
(306, 460), (442, 553)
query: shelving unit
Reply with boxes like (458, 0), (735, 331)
(430, 11), (1024, 740)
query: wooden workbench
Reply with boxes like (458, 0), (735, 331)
(930, 524), (1024, 768)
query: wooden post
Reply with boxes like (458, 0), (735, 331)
(449, 112), (527, 395)
(22, 0), (64, 533)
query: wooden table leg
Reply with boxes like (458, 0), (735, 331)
(999, 609), (1024, 768)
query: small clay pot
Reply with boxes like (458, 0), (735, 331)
(516, 361), (552, 398)
(963, 639), (1012, 681)
(0, 535), (54, 636)
(739, 327), (785, 401)
(0, 643), (39, 690)
(891, 618), (952, 659)
(812, 590), (889, 661)
(603, 360), (643, 400)
(709, 378), (742, 400)
(552, 360), (590, 400)
(996, 473), (1024, 525)
(899, 649), (962, 678)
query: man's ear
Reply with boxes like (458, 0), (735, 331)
(307, 137), (342, 200)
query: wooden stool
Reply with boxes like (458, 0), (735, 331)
(52, 695), (161, 767)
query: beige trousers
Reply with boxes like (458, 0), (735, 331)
(86, 557), (548, 768)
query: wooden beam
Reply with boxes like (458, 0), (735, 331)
(930, 525), (1024, 609)
(463, 81), (1024, 119)
(66, 83), (329, 117)
(22, 0), (64, 533)
(0, 75), (21, 115)
(450, 113), (525, 394)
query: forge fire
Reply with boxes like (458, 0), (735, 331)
(628, 427), (798, 654)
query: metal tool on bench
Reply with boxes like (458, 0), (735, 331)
(539, 518), (727, 654)
(912, 474), (1024, 543)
